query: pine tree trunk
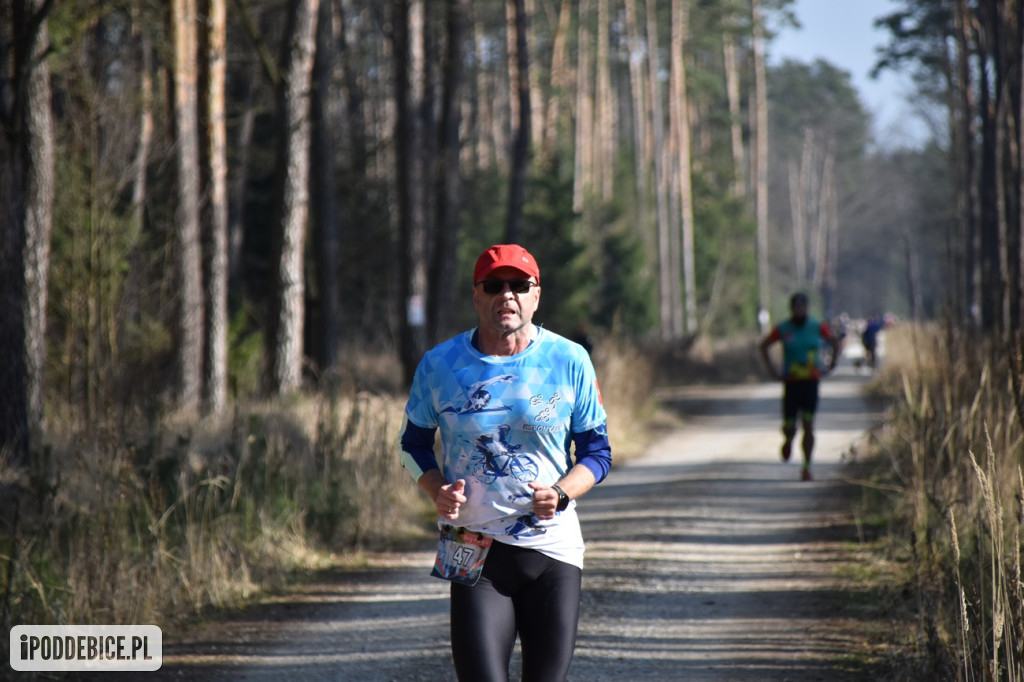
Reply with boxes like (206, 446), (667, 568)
(667, 134), (683, 338)
(312, 0), (340, 370)
(670, 0), (696, 335)
(542, 0), (572, 155)
(24, 0), (54, 443)
(790, 128), (811, 283)
(524, 0), (544, 149)
(0, 0), (34, 465)
(0, 146), (28, 464)
(623, 0), (649, 250)
(201, 0), (229, 412)
(1019, 6), (1024, 332)
(269, 0), (319, 393)
(430, 0), (468, 345)
(595, 0), (614, 200)
(977, 38), (999, 331)
(492, 14), (510, 170)
(1015, 5), (1024, 427)
(506, 0), (530, 243)
(394, 0), (428, 386)
(752, 0), (770, 331)
(666, 0), (681, 339)
(125, 9), (153, 361)
(953, 0), (979, 327)
(645, 0), (671, 340)
(788, 159), (801, 281)
(473, 14), (496, 170)
(132, 17), (153, 224)
(812, 143), (833, 290)
(172, 0), (205, 413)
(573, 0), (593, 213)
(824, 146), (839, 315)
(723, 31), (744, 198)
(995, 0), (1021, 332)
(506, 0), (519, 145)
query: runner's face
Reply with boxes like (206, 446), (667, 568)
(473, 266), (540, 334)
(791, 300), (808, 324)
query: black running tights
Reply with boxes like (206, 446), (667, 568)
(449, 541), (582, 682)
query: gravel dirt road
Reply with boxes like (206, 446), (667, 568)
(148, 355), (900, 681)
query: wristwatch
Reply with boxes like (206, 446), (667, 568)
(552, 484), (570, 512)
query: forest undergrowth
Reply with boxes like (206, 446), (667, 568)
(0, 337), (657, 667)
(865, 323), (1024, 681)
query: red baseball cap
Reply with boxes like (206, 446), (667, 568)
(473, 244), (540, 284)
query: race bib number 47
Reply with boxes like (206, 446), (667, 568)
(431, 526), (493, 586)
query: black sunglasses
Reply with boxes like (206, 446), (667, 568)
(476, 279), (537, 295)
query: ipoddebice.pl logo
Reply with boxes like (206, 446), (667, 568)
(9, 625), (162, 672)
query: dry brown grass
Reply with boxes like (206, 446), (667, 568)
(868, 322), (1024, 680)
(0, 339), (657, 654)
(591, 337), (659, 464)
(0, 385), (428, 650)
(644, 333), (766, 387)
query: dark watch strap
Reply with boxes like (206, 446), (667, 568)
(552, 484), (570, 512)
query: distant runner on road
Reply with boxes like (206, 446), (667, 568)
(860, 314), (885, 370)
(758, 292), (841, 481)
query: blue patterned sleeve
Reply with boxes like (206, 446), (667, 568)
(404, 353), (439, 430)
(568, 340), (610, 482)
(572, 426), (611, 483)
(400, 355), (441, 480)
(570, 345), (608, 432)
(399, 419), (439, 481)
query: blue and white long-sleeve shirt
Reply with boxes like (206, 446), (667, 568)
(400, 327), (610, 568)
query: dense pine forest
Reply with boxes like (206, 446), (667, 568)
(2, 1), (1024, 676)
(6, 0), (999, 448)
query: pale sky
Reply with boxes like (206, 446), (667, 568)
(768, 0), (926, 146)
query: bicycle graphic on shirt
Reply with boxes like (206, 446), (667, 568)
(472, 424), (538, 486)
